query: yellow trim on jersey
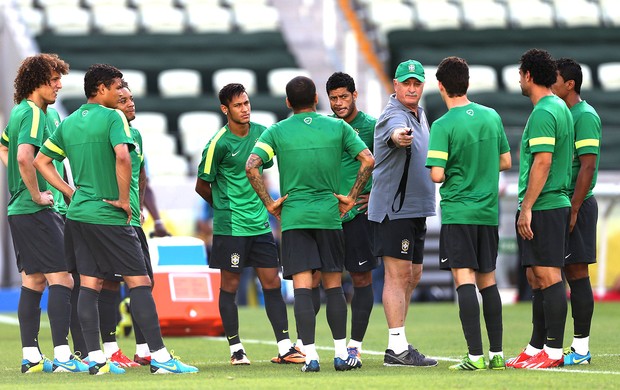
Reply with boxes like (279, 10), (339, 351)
(427, 150), (448, 160)
(26, 101), (40, 138)
(575, 139), (599, 149)
(2, 131), (8, 143)
(114, 109), (131, 137)
(255, 142), (274, 160)
(203, 127), (227, 175)
(529, 137), (555, 146)
(43, 139), (66, 157)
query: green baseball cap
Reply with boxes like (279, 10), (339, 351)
(394, 59), (425, 82)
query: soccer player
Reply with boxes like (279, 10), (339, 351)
(425, 56), (511, 371)
(195, 83), (304, 366)
(368, 59), (437, 367)
(507, 49), (573, 369)
(552, 58), (601, 366)
(33, 64), (198, 375)
(1, 53), (88, 374)
(246, 76), (374, 372)
(325, 72), (376, 361)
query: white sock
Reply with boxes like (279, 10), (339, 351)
(347, 339), (362, 352)
(489, 351), (503, 360)
(572, 336), (589, 355)
(544, 345), (563, 360)
(151, 347), (171, 363)
(468, 353), (483, 362)
(304, 344), (319, 363)
(295, 339), (305, 353)
(54, 345), (72, 362)
(524, 344), (541, 357)
(229, 343), (244, 355)
(333, 338), (347, 359)
(135, 343), (150, 357)
(23, 346), (42, 362)
(88, 349), (106, 364)
(387, 327), (408, 354)
(102, 342), (119, 359)
(277, 339), (292, 356)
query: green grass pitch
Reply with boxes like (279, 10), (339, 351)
(0, 302), (618, 389)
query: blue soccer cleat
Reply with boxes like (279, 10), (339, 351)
(301, 360), (320, 372)
(21, 356), (53, 374)
(563, 348), (591, 366)
(52, 355), (89, 373)
(150, 355), (198, 374)
(88, 360), (126, 375)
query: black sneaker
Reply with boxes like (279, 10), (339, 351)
(383, 345), (438, 367)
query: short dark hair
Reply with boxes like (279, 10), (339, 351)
(519, 49), (557, 88)
(326, 72), (356, 94)
(84, 64), (123, 98)
(556, 57), (583, 94)
(286, 76), (316, 109)
(13, 53), (69, 104)
(435, 56), (469, 97)
(218, 83), (246, 106)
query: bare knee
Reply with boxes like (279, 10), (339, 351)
(45, 272), (74, 290)
(350, 271), (372, 288)
(220, 270), (241, 293)
(564, 263), (589, 281)
(256, 268), (281, 290)
(22, 273), (47, 292)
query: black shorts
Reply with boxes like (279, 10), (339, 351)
(210, 232), (279, 273)
(281, 229), (344, 279)
(8, 209), (68, 275)
(566, 196), (597, 265)
(516, 207), (570, 267)
(371, 217), (426, 264)
(439, 224), (498, 273)
(65, 219), (148, 279)
(62, 214), (78, 273)
(343, 213), (377, 273)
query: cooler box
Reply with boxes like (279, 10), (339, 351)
(149, 236), (223, 336)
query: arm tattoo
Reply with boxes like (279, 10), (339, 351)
(246, 153), (273, 206)
(348, 149), (373, 199)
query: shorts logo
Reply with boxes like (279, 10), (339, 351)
(304, 117), (312, 125)
(401, 239), (410, 254)
(231, 253), (240, 268)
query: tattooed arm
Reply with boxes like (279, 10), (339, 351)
(246, 153), (287, 221)
(334, 148), (375, 217)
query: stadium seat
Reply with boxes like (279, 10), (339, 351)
(414, 0), (461, 30)
(468, 65), (498, 93)
(179, 0), (220, 5)
(60, 70), (86, 99)
(92, 6), (139, 34)
(178, 111), (223, 157)
(139, 6), (186, 33)
(580, 63), (594, 90)
(501, 64), (520, 93)
(131, 112), (169, 135)
(234, 5), (279, 32)
(251, 110), (278, 127)
(17, 6), (45, 36)
(37, 0), (80, 6)
(421, 65), (439, 95)
(599, 0), (620, 26)
(146, 153), (190, 177)
(83, 0), (127, 6)
(461, 0), (508, 29)
(141, 132), (178, 156)
(598, 62), (620, 91)
(44, 6), (91, 35)
(158, 69), (202, 97)
(267, 68), (311, 96)
(551, 0), (601, 27)
(121, 69), (147, 98)
(366, 2), (414, 36)
(186, 5), (232, 33)
(505, 0), (554, 28)
(130, 0), (174, 7)
(212, 68), (257, 95)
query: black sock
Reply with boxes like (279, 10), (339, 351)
(219, 289), (240, 346)
(263, 287), (289, 342)
(529, 289), (545, 349)
(480, 284), (503, 353)
(69, 273), (87, 356)
(98, 288), (119, 343)
(18, 286), (42, 349)
(47, 284), (72, 347)
(568, 277), (594, 338)
(294, 288), (316, 345)
(312, 287), (321, 315)
(129, 286), (165, 352)
(132, 310), (147, 345)
(325, 287), (347, 341)
(78, 286), (101, 354)
(456, 284), (483, 356)
(542, 281), (567, 349)
(350, 285), (373, 342)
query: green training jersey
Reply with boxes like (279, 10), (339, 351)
(46, 108), (68, 215)
(40, 103), (134, 225)
(426, 102), (510, 225)
(129, 126), (144, 227)
(518, 95), (573, 211)
(2, 99), (59, 215)
(252, 112), (368, 232)
(335, 111), (376, 223)
(198, 122), (273, 236)
(569, 100), (601, 199)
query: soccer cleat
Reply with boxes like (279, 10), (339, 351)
(506, 350), (532, 368)
(230, 349), (250, 365)
(52, 355), (89, 373)
(271, 346), (306, 364)
(347, 347), (362, 363)
(301, 360), (320, 372)
(134, 354), (152, 366)
(563, 347), (591, 366)
(449, 355), (487, 371)
(514, 350), (562, 369)
(110, 349), (141, 368)
(21, 357), (53, 374)
(383, 345), (438, 367)
(334, 355), (362, 371)
(150, 356), (198, 374)
(489, 355), (506, 370)
(88, 360), (126, 375)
